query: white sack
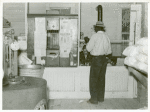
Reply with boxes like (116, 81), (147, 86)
(136, 53), (148, 64)
(138, 46), (148, 56)
(122, 45), (139, 57)
(135, 61), (148, 73)
(136, 37), (148, 46)
(124, 57), (137, 66)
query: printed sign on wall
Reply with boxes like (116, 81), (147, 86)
(47, 18), (59, 30)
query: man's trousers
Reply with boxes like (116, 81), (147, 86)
(89, 55), (107, 102)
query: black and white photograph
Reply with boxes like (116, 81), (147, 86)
(1, 0), (149, 110)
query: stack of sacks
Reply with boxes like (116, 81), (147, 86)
(123, 45), (139, 66)
(123, 37), (148, 73)
(135, 37), (148, 73)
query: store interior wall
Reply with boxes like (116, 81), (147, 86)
(80, 3), (132, 56)
(81, 2), (148, 39)
(28, 3), (78, 14)
(3, 2), (78, 36)
(3, 3), (25, 36)
(80, 3), (132, 40)
(3, 2), (147, 38)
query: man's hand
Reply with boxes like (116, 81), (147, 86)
(107, 59), (111, 63)
(106, 53), (112, 59)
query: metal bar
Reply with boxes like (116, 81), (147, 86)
(13, 51), (18, 76)
(9, 44), (11, 76)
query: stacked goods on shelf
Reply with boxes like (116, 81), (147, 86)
(34, 18), (47, 64)
(123, 37), (148, 73)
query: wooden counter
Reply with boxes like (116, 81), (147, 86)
(43, 66), (138, 99)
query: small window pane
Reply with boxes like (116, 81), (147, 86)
(122, 34), (129, 40)
(122, 9), (130, 32)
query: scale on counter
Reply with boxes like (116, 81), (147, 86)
(3, 27), (48, 110)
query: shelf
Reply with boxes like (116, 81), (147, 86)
(129, 66), (147, 77)
(27, 14), (78, 18)
(110, 40), (133, 44)
(128, 66), (147, 89)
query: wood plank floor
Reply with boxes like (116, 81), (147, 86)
(48, 98), (147, 110)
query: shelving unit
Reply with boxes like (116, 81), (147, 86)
(27, 13), (78, 67)
(128, 66), (148, 107)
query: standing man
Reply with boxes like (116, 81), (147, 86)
(86, 21), (112, 104)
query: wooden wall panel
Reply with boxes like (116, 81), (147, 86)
(28, 3), (46, 14)
(43, 66), (136, 99)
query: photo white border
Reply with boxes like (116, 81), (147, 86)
(0, 0), (149, 112)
